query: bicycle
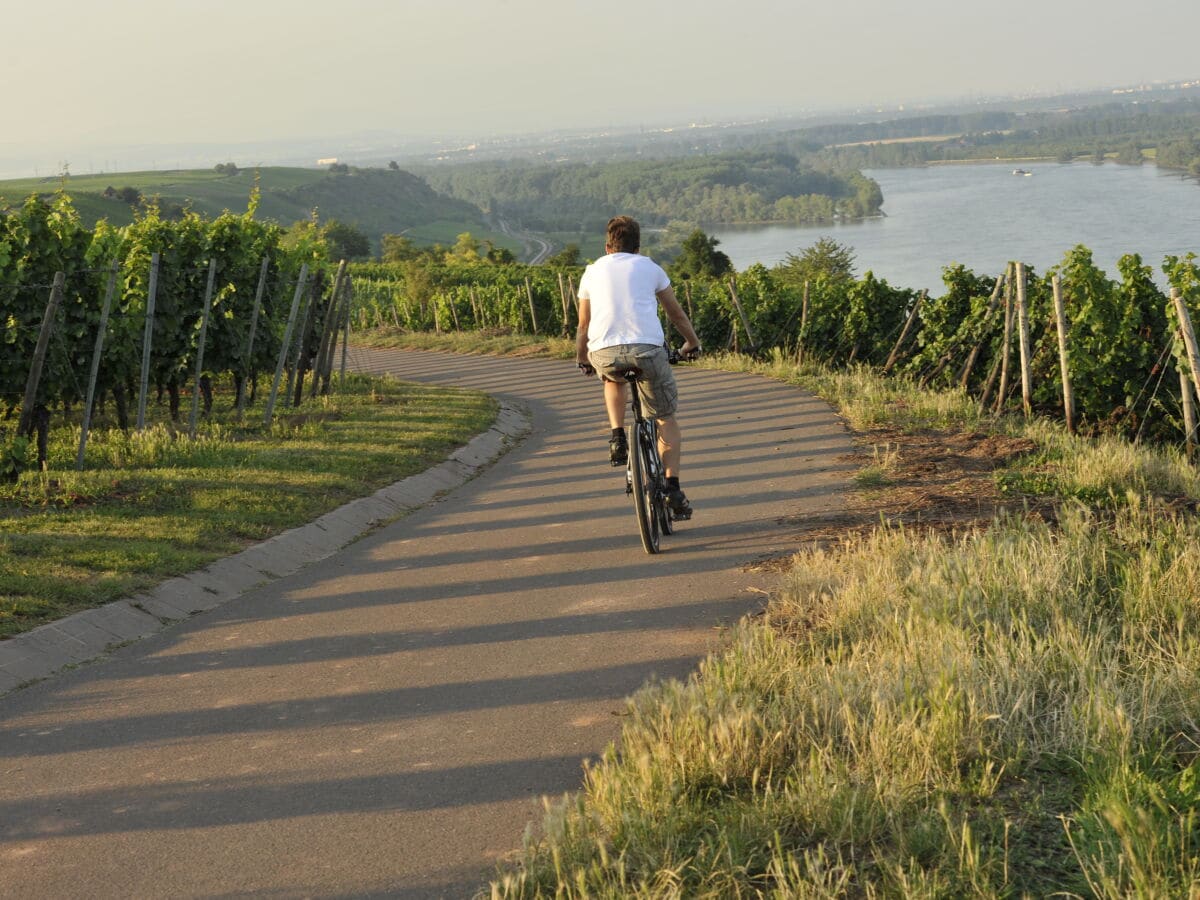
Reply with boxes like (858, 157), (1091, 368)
(581, 346), (694, 554)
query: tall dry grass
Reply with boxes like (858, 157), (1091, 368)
(492, 505), (1200, 897)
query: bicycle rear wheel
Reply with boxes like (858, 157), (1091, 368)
(646, 421), (673, 535)
(629, 422), (661, 554)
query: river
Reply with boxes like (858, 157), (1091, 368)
(712, 161), (1200, 292)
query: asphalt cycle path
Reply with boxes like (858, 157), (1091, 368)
(0, 349), (854, 899)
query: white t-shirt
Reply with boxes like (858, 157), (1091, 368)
(578, 252), (670, 351)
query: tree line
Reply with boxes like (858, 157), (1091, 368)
(802, 98), (1200, 173)
(413, 152), (884, 232)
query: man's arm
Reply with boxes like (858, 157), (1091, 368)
(656, 287), (701, 354)
(575, 295), (592, 366)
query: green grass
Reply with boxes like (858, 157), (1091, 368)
(341, 330), (1200, 896)
(353, 326), (576, 359)
(0, 374), (496, 638)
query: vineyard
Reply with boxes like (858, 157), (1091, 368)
(0, 192), (352, 481)
(6, 185), (1200, 487)
(349, 246), (1200, 447)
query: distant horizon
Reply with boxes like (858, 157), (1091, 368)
(8, 0), (1200, 178)
(3, 73), (1198, 183)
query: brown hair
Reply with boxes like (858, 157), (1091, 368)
(605, 215), (640, 253)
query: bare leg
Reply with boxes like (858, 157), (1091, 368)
(656, 415), (682, 478)
(603, 379), (627, 429)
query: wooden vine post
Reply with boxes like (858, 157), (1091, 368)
(524, 277), (539, 334)
(557, 273), (569, 335)
(469, 287), (481, 327)
(188, 258), (218, 439)
(236, 256), (270, 418)
(136, 252), (161, 431)
(993, 263), (1016, 414)
(1015, 262), (1033, 417)
(958, 273), (1006, 389)
(884, 288), (924, 374)
(795, 281), (810, 366)
(314, 261), (347, 392)
(285, 277), (314, 403)
(77, 261), (119, 469)
(18, 271), (65, 440)
(726, 277), (757, 351)
(1050, 274), (1076, 433)
(1172, 287), (1200, 417)
(339, 280), (352, 384)
(1179, 354), (1197, 459)
(264, 264), (308, 428)
(313, 279), (341, 398)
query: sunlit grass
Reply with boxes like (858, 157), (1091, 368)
(353, 325), (575, 359)
(0, 373), (495, 637)
(492, 506), (1200, 896)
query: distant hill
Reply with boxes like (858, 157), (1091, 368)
(0, 165), (514, 253)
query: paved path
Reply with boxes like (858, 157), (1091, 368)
(0, 350), (853, 899)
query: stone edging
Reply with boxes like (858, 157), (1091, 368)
(0, 402), (531, 698)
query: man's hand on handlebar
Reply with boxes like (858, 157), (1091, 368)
(577, 360), (596, 376)
(680, 341), (702, 361)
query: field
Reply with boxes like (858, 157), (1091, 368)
(0, 166), (519, 254)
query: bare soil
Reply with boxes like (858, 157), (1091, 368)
(747, 425), (1047, 572)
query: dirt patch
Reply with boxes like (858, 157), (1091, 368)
(844, 427), (1051, 532)
(746, 426), (1050, 573)
(850, 426), (1046, 530)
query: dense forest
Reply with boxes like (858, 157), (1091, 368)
(414, 152), (883, 232)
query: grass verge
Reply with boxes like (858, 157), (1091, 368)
(0, 373), (496, 638)
(495, 504), (1200, 897)
(345, 331), (1200, 896)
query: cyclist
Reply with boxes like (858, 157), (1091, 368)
(575, 215), (702, 519)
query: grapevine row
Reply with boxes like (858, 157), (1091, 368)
(1, 193), (336, 477)
(348, 247), (1200, 443)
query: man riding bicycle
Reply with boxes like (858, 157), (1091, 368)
(575, 215), (702, 519)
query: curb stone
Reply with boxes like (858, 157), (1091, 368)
(0, 401), (532, 698)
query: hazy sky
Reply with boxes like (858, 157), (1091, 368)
(5, 0), (1199, 163)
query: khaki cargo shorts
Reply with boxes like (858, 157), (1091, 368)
(589, 343), (678, 419)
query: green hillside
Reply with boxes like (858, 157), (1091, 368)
(0, 165), (515, 254)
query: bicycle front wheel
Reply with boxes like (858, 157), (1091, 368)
(629, 422), (661, 554)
